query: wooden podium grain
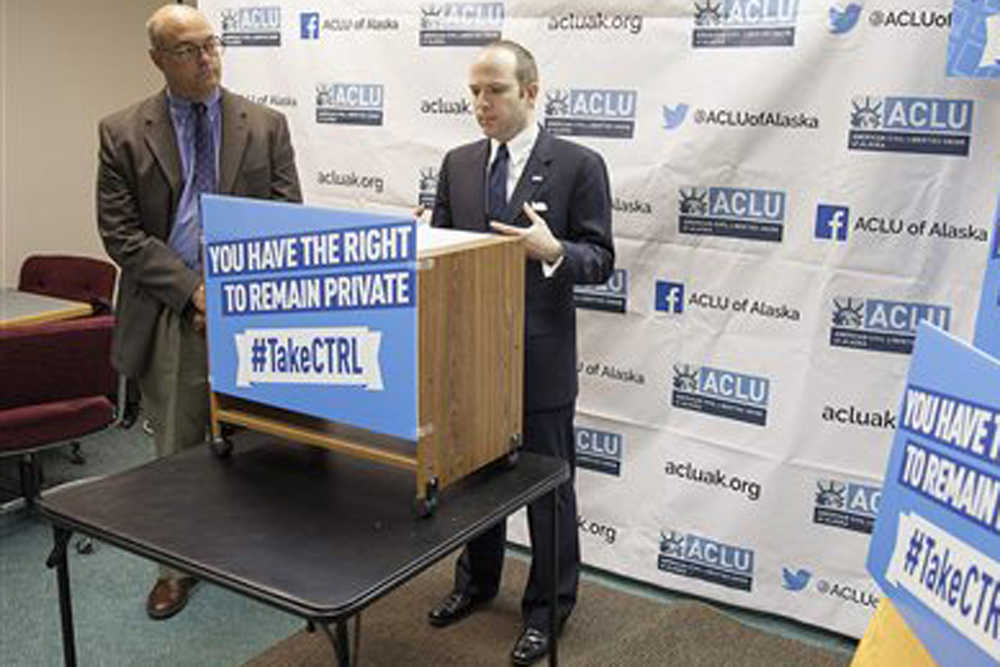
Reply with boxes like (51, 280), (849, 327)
(209, 230), (525, 514)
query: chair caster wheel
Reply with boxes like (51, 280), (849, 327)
(74, 536), (95, 555)
(69, 442), (86, 465)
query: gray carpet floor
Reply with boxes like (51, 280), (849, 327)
(248, 556), (850, 667)
(0, 424), (857, 665)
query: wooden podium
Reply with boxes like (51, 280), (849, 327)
(207, 224), (525, 515)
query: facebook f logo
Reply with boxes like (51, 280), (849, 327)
(655, 281), (685, 314)
(815, 204), (849, 241)
(300, 12), (320, 39)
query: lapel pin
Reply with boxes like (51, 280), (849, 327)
(531, 174), (544, 183)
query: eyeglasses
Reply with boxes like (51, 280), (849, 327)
(160, 36), (224, 62)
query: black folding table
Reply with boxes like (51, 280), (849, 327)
(37, 434), (568, 666)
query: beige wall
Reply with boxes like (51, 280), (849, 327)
(0, 0), (182, 285)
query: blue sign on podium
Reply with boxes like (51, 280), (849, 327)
(868, 322), (1000, 664)
(947, 0), (1000, 79)
(974, 189), (1000, 358)
(201, 195), (418, 441)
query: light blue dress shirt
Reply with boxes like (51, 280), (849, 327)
(165, 87), (221, 272)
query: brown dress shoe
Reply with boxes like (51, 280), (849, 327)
(146, 577), (197, 620)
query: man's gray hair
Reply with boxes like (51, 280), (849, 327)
(146, 4), (202, 49)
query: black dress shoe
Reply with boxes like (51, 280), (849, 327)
(511, 627), (549, 666)
(428, 591), (482, 627)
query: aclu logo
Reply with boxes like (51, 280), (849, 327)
(816, 202), (987, 244)
(574, 269), (628, 313)
(782, 567), (880, 608)
(575, 426), (624, 476)
(848, 95), (973, 157)
(658, 529), (755, 591)
(829, 297), (951, 354)
(814, 478), (881, 534)
(692, 0), (799, 48)
(654, 281), (684, 314)
(828, 4), (862, 34)
(671, 363), (770, 426)
(220, 6), (281, 47)
(315, 83), (384, 126)
(678, 186), (787, 242)
(418, 167), (438, 208)
(544, 88), (638, 139)
(420, 2), (505, 47)
(868, 8), (951, 29)
(663, 103), (689, 130)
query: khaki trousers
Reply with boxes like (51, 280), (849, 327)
(138, 307), (209, 580)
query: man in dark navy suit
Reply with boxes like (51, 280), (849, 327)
(428, 40), (614, 666)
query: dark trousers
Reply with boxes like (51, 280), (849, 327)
(454, 405), (579, 632)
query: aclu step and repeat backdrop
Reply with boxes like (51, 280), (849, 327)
(200, 0), (1000, 637)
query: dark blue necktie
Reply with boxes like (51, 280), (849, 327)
(487, 143), (509, 221)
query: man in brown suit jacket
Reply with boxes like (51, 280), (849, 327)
(96, 4), (301, 620)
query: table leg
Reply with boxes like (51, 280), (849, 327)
(319, 618), (351, 666)
(45, 526), (77, 667)
(549, 487), (558, 667)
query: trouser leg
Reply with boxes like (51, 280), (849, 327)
(521, 405), (579, 632)
(138, 308), (209, 580)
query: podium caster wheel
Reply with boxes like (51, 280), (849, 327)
(210, 436), (233, 458)
(504, 448), (520, 468)
(415, 477), (440, 518)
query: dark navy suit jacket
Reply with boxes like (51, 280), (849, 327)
(431, 128), (614, 413)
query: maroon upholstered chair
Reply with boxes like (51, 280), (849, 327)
(0, 316), (117, 501)
(18, 254), (117, 315)
(2, 254), (118, 502)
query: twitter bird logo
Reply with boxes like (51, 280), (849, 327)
(662, 103), (689, 130)
(782, 567), (812, 591)
(829, 3), (862, 34)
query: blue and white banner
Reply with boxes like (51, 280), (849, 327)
(868, 322), (1000, 664)
(203, 0), (1000, 639)
(201, 195), (418, 440)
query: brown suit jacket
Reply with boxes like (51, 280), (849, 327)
(97, 87), (302, 378)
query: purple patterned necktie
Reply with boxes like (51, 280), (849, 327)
(190, 102), (215, 269)
(193, 102), (216, 196)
